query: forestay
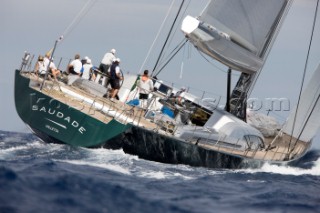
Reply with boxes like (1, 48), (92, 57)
(181, 0), (291, 73)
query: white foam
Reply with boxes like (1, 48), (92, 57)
(246, 180), (266, 183)
(138, 170), (194, 180)
(70, 148), (198, 180)
(0, 140), (45, 159)
(58, 159), (131, 175)
(241, 158), (320, 176)
(139, 171), (167, 179)
(53, 148), (137, 175)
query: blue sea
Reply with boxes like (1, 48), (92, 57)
(0, 130), (319, 213)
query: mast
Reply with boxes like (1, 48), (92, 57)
(225, 68), (231, 112)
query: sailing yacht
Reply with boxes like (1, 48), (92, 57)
(14, 0), (320, 168)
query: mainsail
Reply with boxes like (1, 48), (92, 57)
(181, 0), (291, 73)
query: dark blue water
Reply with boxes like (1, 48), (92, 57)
(1, 130), (319, 213)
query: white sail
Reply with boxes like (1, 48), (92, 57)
(181, 0), (292, 73)
(283, 64), (320, 143)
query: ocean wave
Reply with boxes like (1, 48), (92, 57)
(2, 130), (320, 179)
(1, 131), (319, 213)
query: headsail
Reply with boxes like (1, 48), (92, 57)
(283, 64), (320, 143)
(181, 0), (292, 74)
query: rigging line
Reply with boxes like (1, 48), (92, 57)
(154, 37), (188, 73)
(200, 0), (211, 15)
(197, 50), (240, 76)
(288, 0), (319, 150)
(61, 0), (97, 40)
(180, 46), (185, 79)
(156, 0), (191, 68)
(153, 39), (187, 77)
(180, 38), (187, 79)
(294, 93), (320, 146)
(152, 0), (186, 76)
(138, 0), (176, 74)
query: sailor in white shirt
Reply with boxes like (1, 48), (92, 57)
(34, 55), (46, 76)
(96, 48), (116, 85)
(40, 53), (61, 79)
(82, 58), (93, 80)
(67, 54), (83, 85)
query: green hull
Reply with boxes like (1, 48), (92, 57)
(14, 70), (129, 147)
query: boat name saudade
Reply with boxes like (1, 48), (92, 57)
(32, 105), (86, 134)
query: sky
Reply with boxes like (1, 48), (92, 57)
(1, 0), (320, 146)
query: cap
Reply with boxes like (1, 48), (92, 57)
(115, 58), (121, 62)
(111, 49), (116, 54)
(86, 59), (92, 64)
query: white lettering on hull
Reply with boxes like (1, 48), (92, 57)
(45, 124), (59, 133)
(32, 105), (86, 134)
